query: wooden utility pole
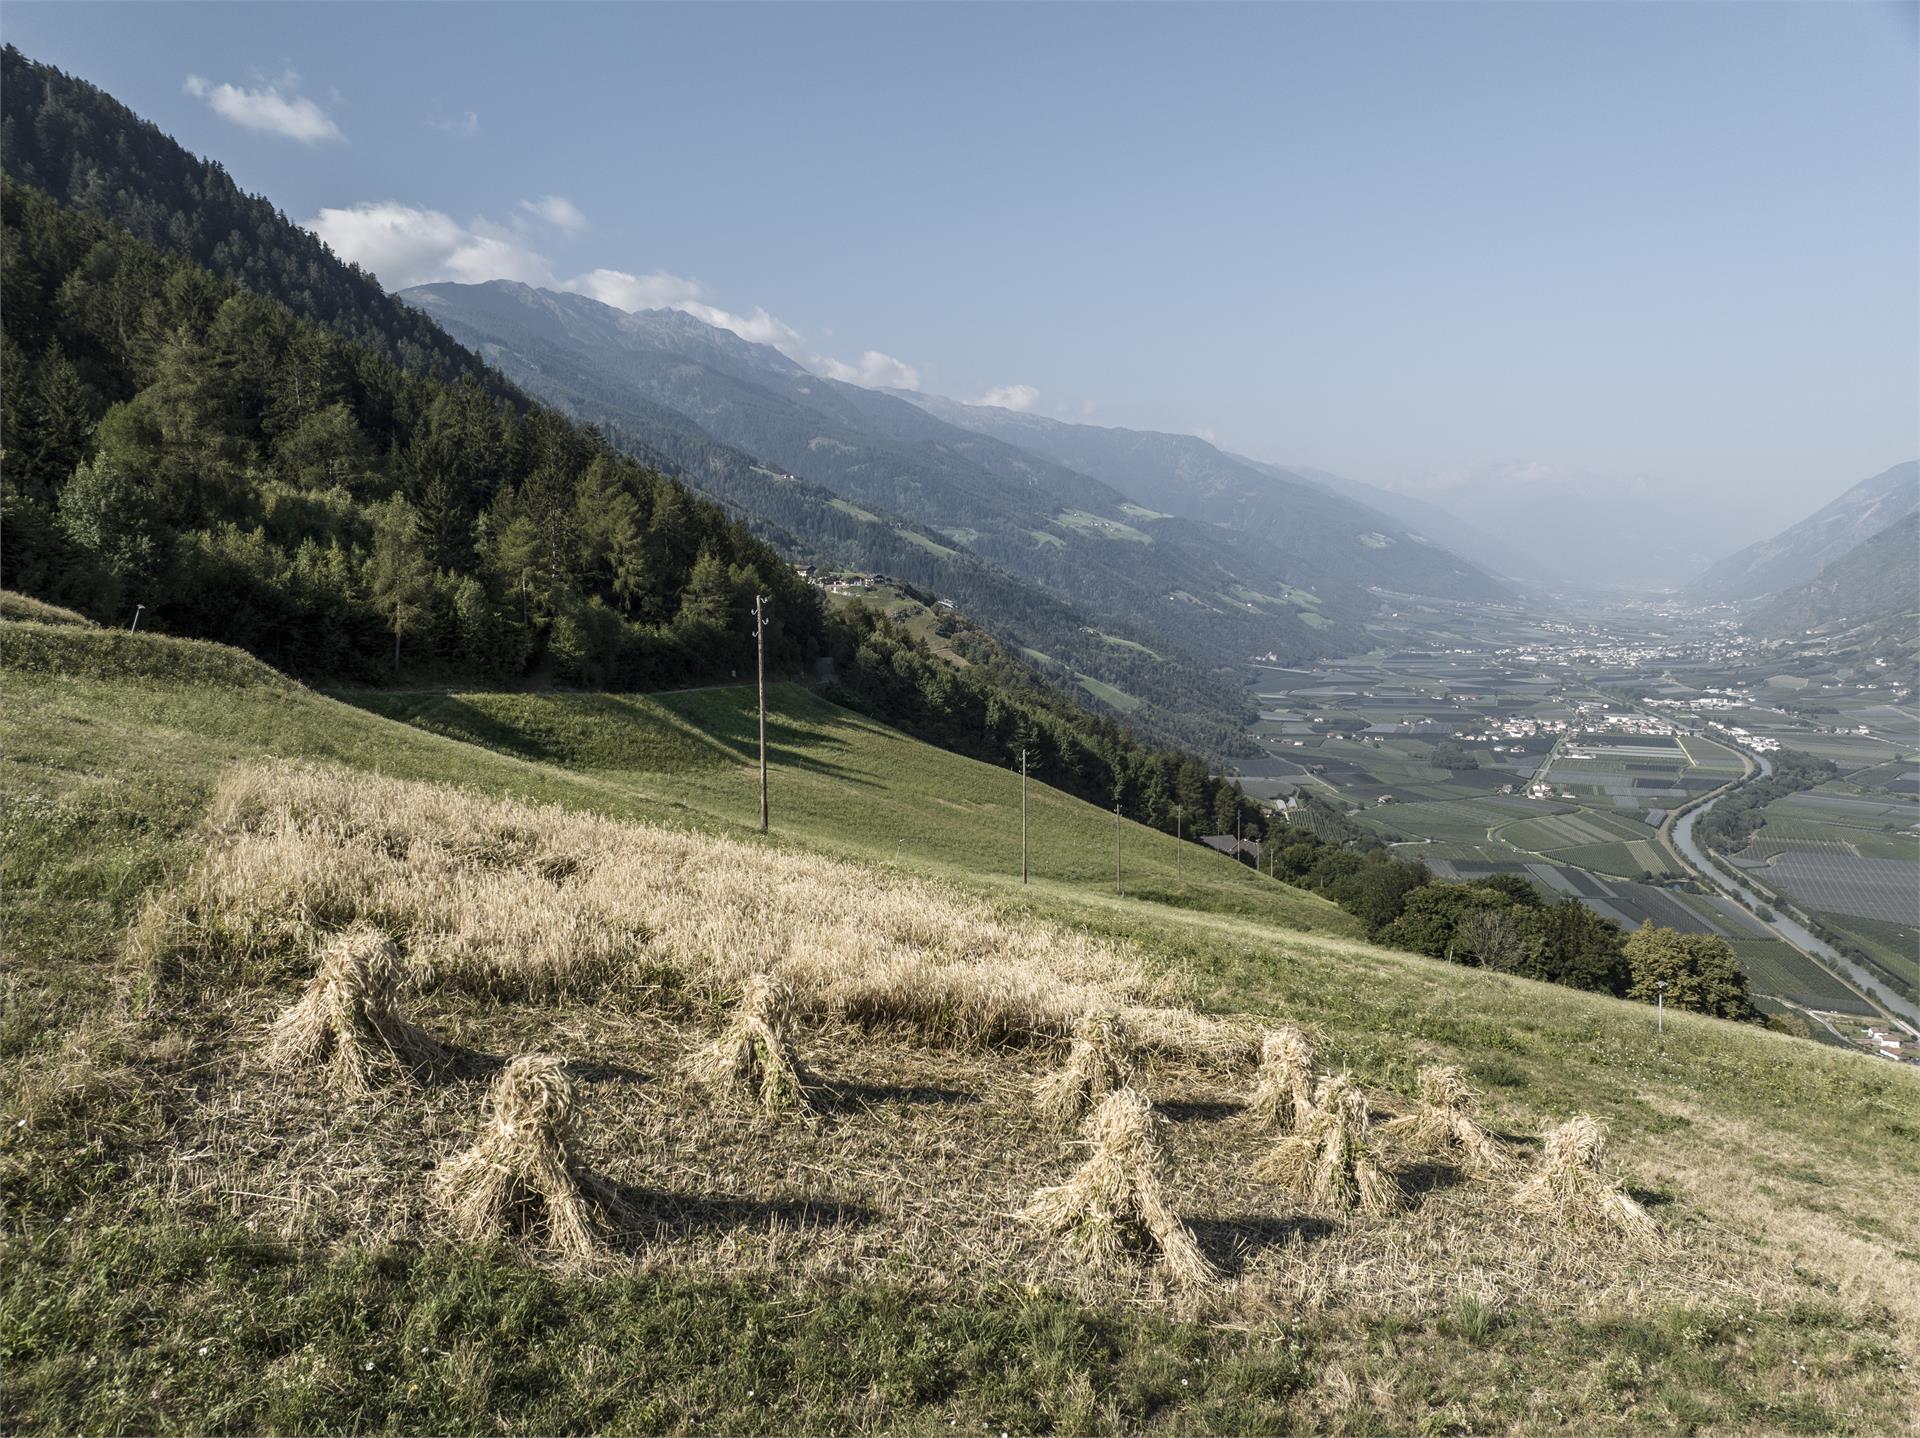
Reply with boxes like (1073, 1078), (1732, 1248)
(754, 594), (768, 834)
(1020, 748), (1030, 885)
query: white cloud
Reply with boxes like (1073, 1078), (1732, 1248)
(184, 72), (342, 144)
(307, 202), (554, 288)
(520, 195), (588, 230)
(308, 196), (926, 391)
(569, 267), (705, 311)
(564, 268), (807, 353)
(977, 384), (1039, 412)
(818, 351), (922, 390)
(427, 110), (480, 138)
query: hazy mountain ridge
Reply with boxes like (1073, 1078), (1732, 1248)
(1229, 457), (1540, 582)
(402, 281), (1383, 669)
(1688, 460), (1919, 602)
(401, 281), (1282, 742)
(1748, 510), (1920, 639)
(900, 394), (1512, 601)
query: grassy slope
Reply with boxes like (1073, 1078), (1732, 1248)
(5, 620), (1919, 1435)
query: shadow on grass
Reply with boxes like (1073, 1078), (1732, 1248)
(1159, 1098), (1245, 1123)
(813, 1077), (980, 1111)
(429, 1045), (654, 1092)
(1189, 1213), (1338, 1276)
(1396, 1160), (1473, 1202)
(1627, 1185), (1681, 1210)
(610, 1187), (877, 1248)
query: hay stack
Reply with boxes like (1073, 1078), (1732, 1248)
(434, 1055), (621, 1263)
(264, 924), (442, 1093)
(1036, 1010), (1141, 1128)
(1380, 1064), (1508, 1176)
(1513, 1116), (1656, 1238)
(1254, 1072), (1402, 1216)
(1023, 1087), (1217, 1288)
(1246, 1025), (1317, 1132)
(689, 972), (814, 1111)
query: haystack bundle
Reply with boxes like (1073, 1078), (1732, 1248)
(1036, 1010), (1141, 1127)
(264, 923), (442, 1093)
(1380, 1064), (1508, 1176)
(689, 972), (813, 1111)
(1246, 1024), (1317, 1132)
(1022, 1087), (1217, 1288)
(1254, 1072), (1402, 1216)
(434, 1054), (621, 1263)
(1513, 1116), (1656, 1238)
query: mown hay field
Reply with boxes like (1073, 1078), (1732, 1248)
(5, 627), (1920, 1434)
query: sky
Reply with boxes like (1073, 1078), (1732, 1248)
(7, 1), (1916, 549)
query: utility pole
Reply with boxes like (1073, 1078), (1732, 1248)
(1020, 748), (1030, 884)
(1174, 805), (1182, 882)
(754, 594), (768, 834)
(1114, 802), (1121, 896)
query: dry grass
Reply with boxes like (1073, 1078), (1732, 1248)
(433, 1054), (624, 1266)
(1246, 1024), (1317, 1133)
(688, 972), (813, 1112)
(1512, 1116), (1657, 1242)
(1035, 1010), (1141, 1127)
(132, 762), (1232, 1054)
(1378, 1064), (1508, 1177)
(1022, 1088), (1218, 1290)
(1254, 1073), (1402, 1217)
(263, 923), (443, 1094)
(98, 755), (1896, 1348)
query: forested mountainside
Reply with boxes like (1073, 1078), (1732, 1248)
(0, 48), (502, 394)
(1687, 459), (1918, 602)
(902, 393), (1511, 602)
(0, 177), (824, 684)
(390, 288), (1253, 748)
(1750, 511), (1920, 638)
(0, 59), (1277, 839)
(402, 281), (1372, 671)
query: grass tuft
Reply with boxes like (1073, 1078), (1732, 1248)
(687, 972), (814, 1112)
(1022, 1088), (1219, 1289)
(264, 923), (444, 1094)
(1253, 1073), (1402, 1216)
(433, 1055), (625, 1266)
(1512, 1116), (1657, 1241)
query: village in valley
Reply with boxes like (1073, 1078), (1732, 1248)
(1230, 593), (1920, 1060)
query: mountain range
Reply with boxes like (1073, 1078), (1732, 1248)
(401, 279), (1512, 738)
(896, 392), (1515, 599)
(1687, 460), (1918, 602)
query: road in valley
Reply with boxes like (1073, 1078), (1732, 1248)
(1664, 750), (1919, 1031)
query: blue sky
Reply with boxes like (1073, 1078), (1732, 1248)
(7, 1), (1916, 539)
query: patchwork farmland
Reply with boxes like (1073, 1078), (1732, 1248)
(1233, 597), (1919, 1037)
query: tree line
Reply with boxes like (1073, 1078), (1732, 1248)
(1, 177), (822, 688)
(1265, 811), (1763, 1022)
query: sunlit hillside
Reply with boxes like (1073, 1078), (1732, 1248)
(5, 619), (1917, 1434)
